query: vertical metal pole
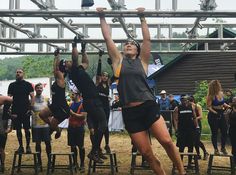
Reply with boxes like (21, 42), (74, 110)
(0, 24), (2, 38)
(15, 0), (20, 9)
(58, 24), (64, 38)
(34, 24), (43, 52)
(46, 45), (51, 52)
(157, 24), (161, 50)
(172, 0), (177, 11)
(204, 43), (208, 52)
(65, 43), (70, 51)
(155, 0), (161, 11)
(9, 0), (14, 9)
(218, 24), (223, 39)
(82, 25), (88, 38)
(20, 43), (25, 52)
(9, 18), (15, 39)
(168, 24), (172, 51)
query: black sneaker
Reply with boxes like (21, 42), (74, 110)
(87, 152), (104, 164)
(99, 150), (107, 160)
(214, 149), (220, 155)
(26, 146), (32, 154)
(141, 160), (149, 168)
(104, 145), (111, 154)
(197, 154), (202, 160)
(203, 152), (209, 160)
(17, 146), (24, 154)
(221, 148), (228, 155)
(79, 166), (85, 173)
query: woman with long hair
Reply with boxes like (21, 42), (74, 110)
(206, 80), (230, 155)
(97, 7), (185, 175)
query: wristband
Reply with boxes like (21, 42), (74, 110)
(140, 16), (146, 22)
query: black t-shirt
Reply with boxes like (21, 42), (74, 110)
(178, 104), (195, 131)
(8, 80), (34, 114)
(69, 65), (99, 100)
(97, 82), (110, 109)
(51, 82), (68, 108)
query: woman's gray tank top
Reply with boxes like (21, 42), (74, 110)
(117, 57), (155, 106)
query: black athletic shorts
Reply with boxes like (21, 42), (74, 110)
(122, 100), (160, 133)
(32, 127), (51, 142)
(0, 133), (7, 149)
(83, 98), (107, 131)
(48, 104), (70, 123)
(67, 126), (85, 147)
(177, 129), (196, 148)
(12, 113), (31, 130)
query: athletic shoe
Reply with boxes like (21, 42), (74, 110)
(214, 149), (220, 155)
(221, 148), (228, 155)
(104, 145), (111, 154)
(197, 154), (202, 160)
(79, 166), (85, 173)
(87, 152), (104, 164)
(203, 152), (209, 160)
(26, 146), (32, 154)
(99, 150), (107, 160)
(141, 160), (149, 168)
(16, 146), (24, 154)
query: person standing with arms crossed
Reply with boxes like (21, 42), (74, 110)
(8, 68), (35, 154)
(97, 7), (185, 175)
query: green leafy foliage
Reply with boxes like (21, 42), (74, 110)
(0, 54), (114, 80)
(0, 57), (23, 80)
(193, 80), (209, 109)
(22, 55), (54, 78)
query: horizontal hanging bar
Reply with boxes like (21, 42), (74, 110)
(0, 38), (236, 43)
(1, 50), (236, 55)
(0, 10), (236, 18)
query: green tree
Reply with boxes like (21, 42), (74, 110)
(194, 80), (209, 109)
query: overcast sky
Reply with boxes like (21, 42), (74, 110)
(0, 0), (236, 59)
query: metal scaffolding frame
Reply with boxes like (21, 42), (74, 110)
(0, 0), (236, 55)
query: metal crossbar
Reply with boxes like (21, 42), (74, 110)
(1, 0), (236, 55)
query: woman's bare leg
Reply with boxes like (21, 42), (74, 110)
(150, 116), (186, 175)
(130, 131), (166, 175)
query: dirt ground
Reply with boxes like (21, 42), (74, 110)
(2, 130), (234, 175)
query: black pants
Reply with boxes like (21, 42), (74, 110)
(208, 112), (227, 150)
(83, 99), (107, 153)
(229, 126), (236, 162)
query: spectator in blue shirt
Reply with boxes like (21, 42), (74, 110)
(159, 90), (170, 110)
